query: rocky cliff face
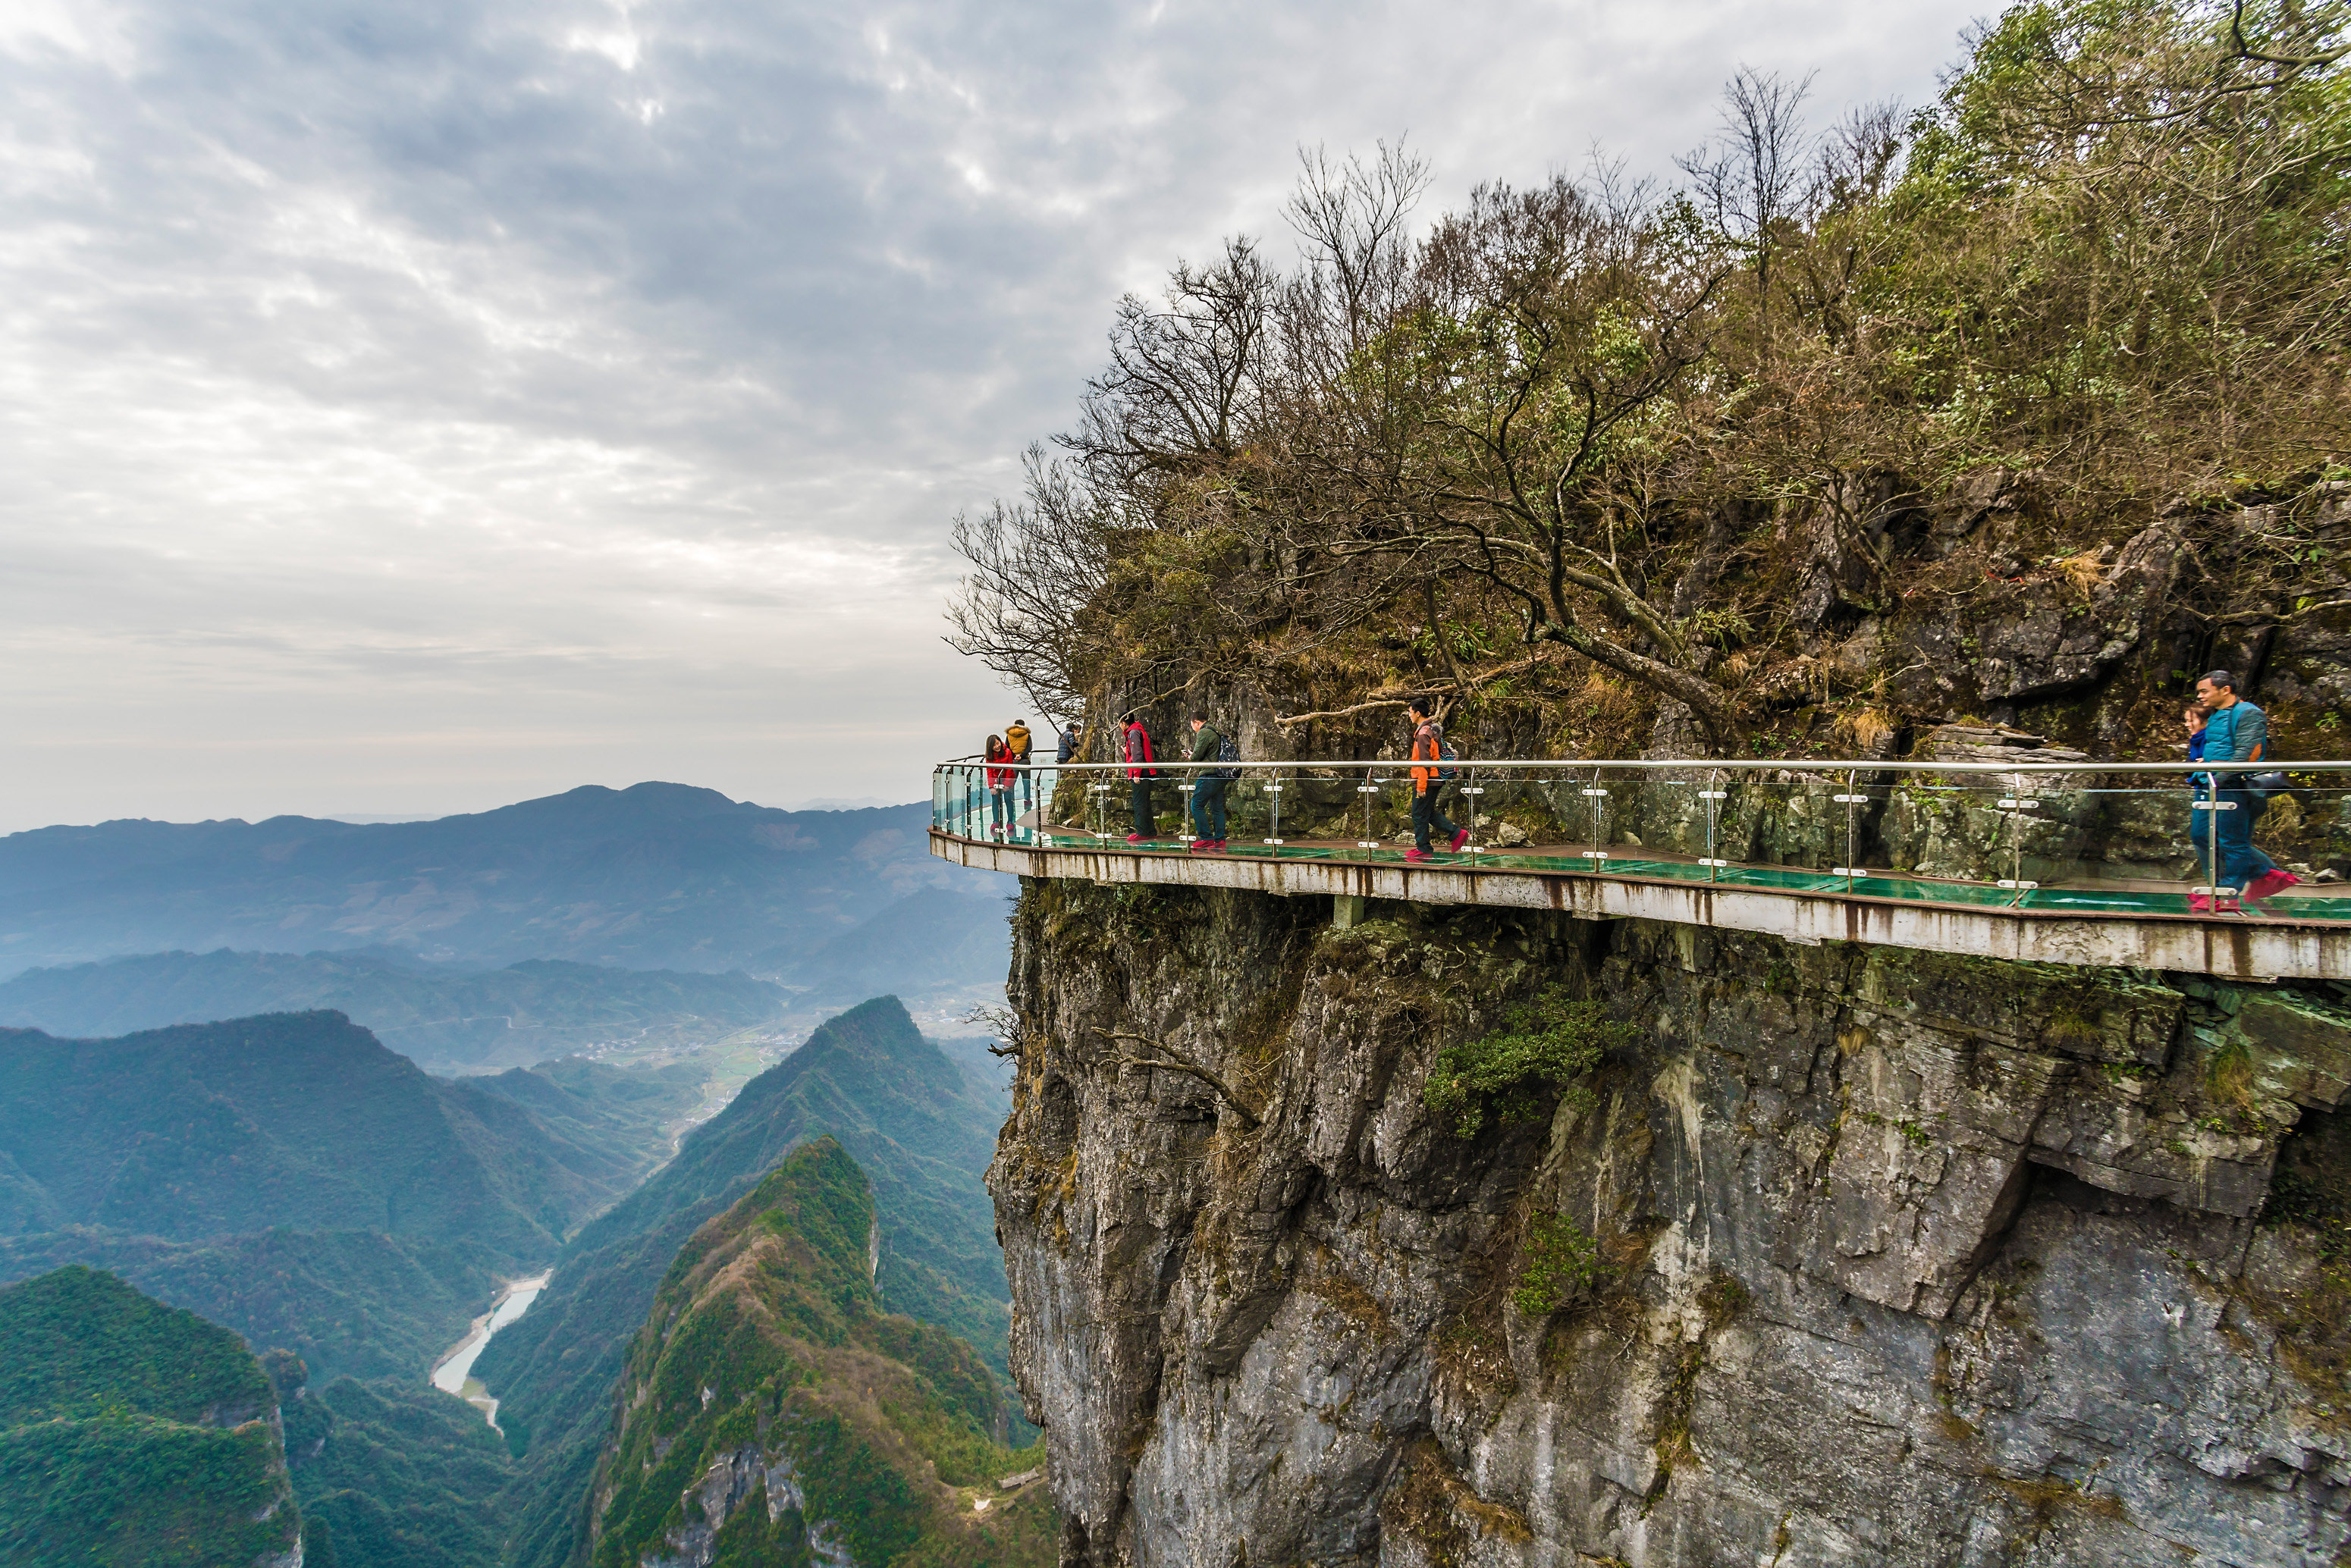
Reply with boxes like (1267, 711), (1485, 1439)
(987, 880), (2351, 1566)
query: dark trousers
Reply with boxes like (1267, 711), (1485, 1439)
(990, 787), (1013, 830)
(2215, 786), (2277, 892)
(1412, 787), (1458, 852)
(1189, 778), (1228, 840)
(1131, 780), (1156, 838)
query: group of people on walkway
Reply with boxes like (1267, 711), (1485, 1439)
(2183, 670), (2300, 911)
(1108, 698), (1469, 861)
(994, 672), (2299, 908)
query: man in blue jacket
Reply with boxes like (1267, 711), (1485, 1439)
(2193, 670), (2300, 909)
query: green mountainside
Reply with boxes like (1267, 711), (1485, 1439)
(0, 1266), (301, 1567)
(267, 1350), (519, 1568)
(582, 1139), (1053, 1568)
(0, 1011), (668, 1259)
(0, 949), (786, 1072)
(478, 996), (1011, 1568)
(0, 1228), (504, 1388)
(0, 786), (975, 974)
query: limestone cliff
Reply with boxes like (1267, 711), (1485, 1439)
(988, 882), (2351, 1566)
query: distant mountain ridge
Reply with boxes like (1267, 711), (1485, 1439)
(0, 1011), (666, 1259)
(0, 948), (788, 1071)
(0, 782), (973, 974)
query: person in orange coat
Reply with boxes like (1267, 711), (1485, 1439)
(1405, 698), (1467, 862)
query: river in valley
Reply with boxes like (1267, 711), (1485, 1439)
(429, 1272), (550, 1430)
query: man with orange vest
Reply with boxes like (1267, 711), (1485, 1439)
(1405, 698), (1468, 863)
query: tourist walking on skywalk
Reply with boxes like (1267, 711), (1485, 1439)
(2193, 670), (2299, 911)
(1405, 699), (1468, 863)
(1186, 712), (1229, 852)
(1122, 712), (1160, 843)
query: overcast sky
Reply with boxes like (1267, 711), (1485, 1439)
(0, 0), (1985, 830)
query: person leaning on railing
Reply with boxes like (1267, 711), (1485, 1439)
(1405, 698), (1469, 863)
(2193, 670), (2301, 910)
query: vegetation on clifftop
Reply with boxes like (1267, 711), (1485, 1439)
(953, 0), (2351, 760)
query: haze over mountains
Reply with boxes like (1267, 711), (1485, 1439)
(0, 782), (990, 974)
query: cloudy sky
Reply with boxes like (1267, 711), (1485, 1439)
(0, 0), (1984, 830)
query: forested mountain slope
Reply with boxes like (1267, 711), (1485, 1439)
(0, 1266), (301, 1567)
(578, 1138), (1053, 1568)
(0, 1011), (651, 1259)
(0, 784), (967, 973)
(478, 996), (1010, 1568)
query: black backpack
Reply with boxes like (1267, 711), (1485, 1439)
(1214, 735), (1241, 780)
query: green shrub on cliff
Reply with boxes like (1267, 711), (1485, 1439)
(1424, 989), (1635, 1139)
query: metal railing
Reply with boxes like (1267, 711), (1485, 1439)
(934, 755), (2350, 920)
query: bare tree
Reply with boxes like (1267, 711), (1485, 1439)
(944, 447), (1110, 723)
(1678, 67), (1816, 327)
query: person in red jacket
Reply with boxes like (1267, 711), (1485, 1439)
(984, 734), (1014, 839)
(1121, 713), (1159, 844)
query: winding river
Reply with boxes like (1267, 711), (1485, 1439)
(428, 1272), (551, 1430)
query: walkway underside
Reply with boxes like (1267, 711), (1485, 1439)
(932, 829), (2351, 981)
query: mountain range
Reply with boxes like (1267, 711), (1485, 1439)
(0, 782), (987, 974)
(0, 1011), (677, 1258)
(0, 949), (790, 1073)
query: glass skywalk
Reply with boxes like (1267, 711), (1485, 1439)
(933, 754), (2351, 925)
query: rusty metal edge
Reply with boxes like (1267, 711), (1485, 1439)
(930, 830), (2347, 983)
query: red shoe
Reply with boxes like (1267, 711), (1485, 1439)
(1449, 829), (1471, 852)
(1405, 848), (1432, 863)
(1202, 839), (1226, 853)
(2187, 894), (2212, 913)
(2245, 870), (2302, 905)
(1127, 833), (1145, 845)
(2215, 898), (2243, 914)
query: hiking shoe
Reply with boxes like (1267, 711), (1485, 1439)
(1405, 848), (1432, 863)
(1126, 833), (1145, 845)
(2245, 870), (2302, 904)
(1449, 829), (1470, 851)
(2187, 893), (2213, 913)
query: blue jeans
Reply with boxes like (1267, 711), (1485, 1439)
(2215, 786), (2277, 893)
(1188, 778), (1228, 839)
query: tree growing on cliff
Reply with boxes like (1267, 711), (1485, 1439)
(950, 0), (2351, 757)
